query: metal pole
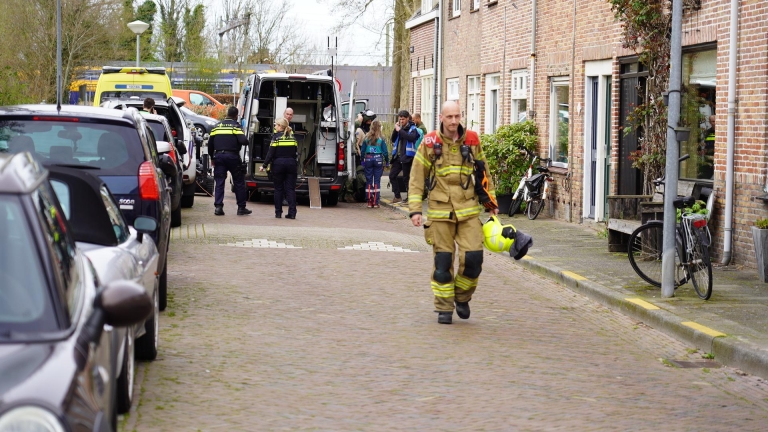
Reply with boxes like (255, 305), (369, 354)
(136, 34), (141, 67)
(56, 0), (62, 108)
(661, 0), (684, 297)
(721, 0), (740, 265)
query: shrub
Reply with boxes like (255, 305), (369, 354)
(756, 218), (768, 230)
(481, 120), (539, 194)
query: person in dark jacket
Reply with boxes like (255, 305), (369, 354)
(260, 117), (299, 219)
(388, 110), (420, 203)
(209, 106), (252, 216)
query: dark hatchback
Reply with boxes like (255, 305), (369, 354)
(0, 152), (152, 431)
(0, 104), (174, 310)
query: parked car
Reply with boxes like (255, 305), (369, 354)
(0, 152), (152, 431)
(0, 104), (174, 311)
(179, 104), (217, 143)
(45, 164), (161, 414)
(94, 66), (173, 107)
(141, 112), (183, 227)
(172, 88), (227, 119)
(103, 97), (198, 208)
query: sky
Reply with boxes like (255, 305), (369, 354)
(202, 0), (390, 67)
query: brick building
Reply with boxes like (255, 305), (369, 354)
(407, 0), (768, 268)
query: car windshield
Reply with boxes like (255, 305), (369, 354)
(0, 120), (145, 175)
(0, 195), (57, 333)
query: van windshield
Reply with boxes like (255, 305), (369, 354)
(101, 91), (167, 101)
(0, 120), (145, 175)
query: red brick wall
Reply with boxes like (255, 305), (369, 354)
(407, 0), (768, 267)
(409, 21), (437, 117)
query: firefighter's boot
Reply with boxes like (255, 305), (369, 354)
(455, 301), (470, 319)
(437, 312), (453, 324)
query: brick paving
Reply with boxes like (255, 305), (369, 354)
(121, 191), (768, 431)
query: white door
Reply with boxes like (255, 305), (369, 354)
(485, 74), (500, 134)
(583, 60), (613, 221)
(467, 76), (480, 132)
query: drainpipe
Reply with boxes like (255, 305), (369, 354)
(529, 0), (537, 118)
(721, 0), (739, 265)
(567, 0), (577, 222)
(502, 5), (507, 124)
(434, 0), (442, 130)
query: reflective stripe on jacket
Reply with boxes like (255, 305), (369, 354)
(208, 119), (247, 153)
(407, 125), (495, 222)
(263, 131), (298, 166)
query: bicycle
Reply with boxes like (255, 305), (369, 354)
(508, 149), (553, 220)
(626, 155), (713, 300)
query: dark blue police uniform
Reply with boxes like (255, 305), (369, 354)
(208, 118), (250, 215)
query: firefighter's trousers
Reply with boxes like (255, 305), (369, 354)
(424, 216), (484, 312)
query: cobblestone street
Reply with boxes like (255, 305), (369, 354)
(122, 193), (768, 431)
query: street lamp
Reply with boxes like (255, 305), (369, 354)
(127, 20), (150, 67)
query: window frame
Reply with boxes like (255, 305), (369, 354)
(422, 0), (433, 15)
(484, 73), (501, 134)
(467, 75), (481, 132)
(452, 0), (461, 17)
(510, 69), (528, 124)
(421, 74), (435, 132)
(446, 78), (460, 101)
(549, 77), (571, 168)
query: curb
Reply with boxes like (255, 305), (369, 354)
(382, 197), (768, 379)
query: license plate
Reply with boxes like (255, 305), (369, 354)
(125, 84), (142, 89)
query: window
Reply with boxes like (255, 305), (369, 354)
(33, 182), (81, 319)
(421, 75), (434, 131)
(446, 78), (459, 101)
(100, 186), (130, 244)
(510, 70), (528, 124)
(472, 0), (480, 10)
(467, 76), (481, 132)
(550, 78), (570, 166)
(680, 48), (717, 181)
(452, 0), (461, 17)
(484, 74), (500, 134)
(422, 0), (434, 14)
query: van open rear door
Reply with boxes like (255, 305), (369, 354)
(346, 80), (356, 181)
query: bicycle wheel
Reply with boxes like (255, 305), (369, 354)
(628, 222), (687, 288)
(688, 235), (713, 300)
(508, 195), (523, 217)
(527, 197), (545, 220)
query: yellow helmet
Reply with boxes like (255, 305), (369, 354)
(483, 216), (515, 253)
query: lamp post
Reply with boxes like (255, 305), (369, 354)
(127, 20), (150, 67)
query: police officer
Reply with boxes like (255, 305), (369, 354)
(408, 101), (499, 325)
(209, 106), (252, 216)
(260, 117), (299, 219)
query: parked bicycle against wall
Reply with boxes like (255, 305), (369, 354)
(627, 154), (714, 300)
(508, 149), (553, 220)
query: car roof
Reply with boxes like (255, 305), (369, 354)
(0, 152), (48, 194)
(0, 104), (138, 122)
(105, 98), (170, 108)
(257, 72), (333, 83)
(44, 164), (121, 247)
(140, 112), (169, 124)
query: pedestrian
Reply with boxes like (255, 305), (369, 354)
(209, 106), (252, 216)
(260, 117), (298, 219)
(408, 101), (498, 325)
(360, 120), (389, 208)
(413, 113), (428, 137)
(342, 111), (376, 203)
(389, 110), (420, 204)
(142, 98), (156, 115)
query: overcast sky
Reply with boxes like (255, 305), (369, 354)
(202, 0), (390, 67)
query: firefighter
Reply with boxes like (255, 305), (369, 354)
(209, 106), (252, 216)
(408, 101), (498, 325)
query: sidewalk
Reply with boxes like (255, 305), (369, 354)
(377, 184), (768, 379)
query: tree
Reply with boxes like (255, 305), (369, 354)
(0, 0), (126, 104)
(183, 3), (206, 60)
(156, 0), (187, 62)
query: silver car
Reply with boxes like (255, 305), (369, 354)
(46, 164), (161, 415)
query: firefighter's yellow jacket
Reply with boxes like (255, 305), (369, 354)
(408, 125), (495, 222)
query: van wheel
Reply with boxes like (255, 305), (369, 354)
(171, 206), (182, 227)
(180, 193), (194, 208)
(325, 192), (339, 206)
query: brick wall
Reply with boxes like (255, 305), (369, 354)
(408, 0), (768, 267)
(409, 20), (437, 120)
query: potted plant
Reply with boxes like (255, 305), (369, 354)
(481, 120), (538, 213)
(753, 218), (768, 282)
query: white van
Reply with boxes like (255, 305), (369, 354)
(236, 71), (347, 205)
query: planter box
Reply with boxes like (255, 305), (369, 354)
(752, 226), (768, 283)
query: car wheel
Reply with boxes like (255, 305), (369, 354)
(116, 328), (135, 414)
(171, 206), (182, 227)
(135, 283), (159, 361)
(194, 124), (205, 137)
(158, 259), (168, 311)
(180, 193), (195, 208)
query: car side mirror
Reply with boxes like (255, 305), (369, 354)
(156, 140), (172, 154)
(175, 139), (188, 156)
(133, 215), (158, 243)
(75, 280), (152, 368)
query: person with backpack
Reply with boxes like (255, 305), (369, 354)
(360, 120), (389, 208)
(389, 110), (421, 203)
